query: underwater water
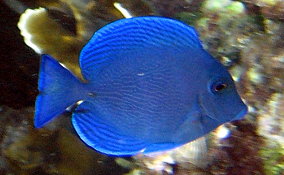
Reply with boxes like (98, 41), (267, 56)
(0, 0), (283, 175)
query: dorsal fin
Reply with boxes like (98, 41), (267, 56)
(79, 16), (203, 81)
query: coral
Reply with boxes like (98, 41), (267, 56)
(258, 93), (284, 146)
(241, 0), (284, 21)
(148, 0), (203, 17)
(126, 123), (264, 175)
(18, 7), (84, 79)
(0, 106), (129, 175)
(113, 137), (211, 174)
(9, 0), (153, 79)
(213, 121), (264, 175)
(196, 0), (253, 59)
(238, 19), (284, 144)
(260, 143), (284, 175)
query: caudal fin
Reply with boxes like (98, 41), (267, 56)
(34, 55), (85, 128)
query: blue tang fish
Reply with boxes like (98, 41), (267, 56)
(34, 17), (248, 156)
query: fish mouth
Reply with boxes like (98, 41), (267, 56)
(232, 106), (248, 121)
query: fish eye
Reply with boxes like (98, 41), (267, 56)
(209, 79), (229, 94)
(214, 83), (227, 92)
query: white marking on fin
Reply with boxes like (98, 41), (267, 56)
(137, 72), (145, 76)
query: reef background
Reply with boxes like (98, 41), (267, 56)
(0, 0), (283, 175)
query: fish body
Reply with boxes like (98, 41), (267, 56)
(34, 17), (247, 156)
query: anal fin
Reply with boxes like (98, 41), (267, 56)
(72, 101), (148, 156)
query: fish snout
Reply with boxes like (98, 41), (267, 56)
(233, 105), (248, 121)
